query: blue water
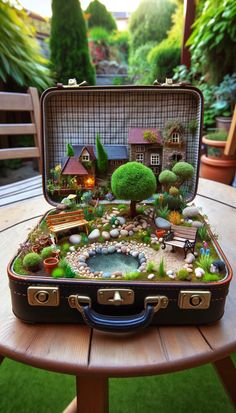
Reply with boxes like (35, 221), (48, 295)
(87, 252), (139, 274)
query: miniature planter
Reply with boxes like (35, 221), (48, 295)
(43, 257), (59, 274)
(156, 229), (166, 238)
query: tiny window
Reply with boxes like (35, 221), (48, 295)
(82, 154), (90, 161)
(172, 132), (180, 143)
(136, 153), (144, 163)
(136, 146), (145, 152)
(150, 153), (160, 165)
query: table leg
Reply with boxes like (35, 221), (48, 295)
(63, 376), (108, 413)
(213, 356), (236, 408)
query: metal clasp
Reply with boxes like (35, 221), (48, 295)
(145, 296), (169, 313)
(27, 286), (60, 306)
(68, 295), (91, 313)
(97, 289), (134, 306)
(178, 290), (211, 309)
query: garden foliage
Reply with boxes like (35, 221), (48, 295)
(86, 0), (117, 32)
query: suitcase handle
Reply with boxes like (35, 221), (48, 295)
(68, 295), (168, 332)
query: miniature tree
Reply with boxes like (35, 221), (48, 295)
(66, 143), (74, 157)
(158, 170), (177, 191)
(172, 161), (194, 186)
(50, 0), (95, 85)
(111, 162), (156, 217)
(96, 133), (108, 177)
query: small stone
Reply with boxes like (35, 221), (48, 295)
(88, 250), (96, 256)
(125, 224), (134, 231)
(108, 246), (116, 253)
(120, 229), (128, 237)
(187, 268), (193, 273)
(192, 220), (204, 228)
(103, 272), (111, 278)
(142, 222), (147, 229)
(185, 253), (195, 264)
(129, 230), (134, 236)
(78, 255), (86, 262)
(69, 234), (82, 244)
(121, 246), (127, 253)
(182, 206), (200, 218)
(138, 252), (145, 259)
(69, 246), (76, 252)
(117, 216), (126, 225)
(195, 267), (205, 278)
(167, 270), (174, 276)
(131, 251), (139, 257)
(168, 273), (176, 279)
(102, 231), (110, 240)
(155, 217), (171, 230)
(88, 229), (100, 241)
(101, 248), (108, 254)
(113, 271), (123, 277)
(110, 229), (119, 238)
(148, 273), (155, 280)
(140, 258), (146, 264)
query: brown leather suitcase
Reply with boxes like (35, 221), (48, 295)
(8, 82), (233, 332)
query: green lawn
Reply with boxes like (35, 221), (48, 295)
(0, 355), (235, 413)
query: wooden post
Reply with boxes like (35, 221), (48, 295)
(181, 0), (196, 68)
(213, 357), (236, 408)
(224, 105), (236, 156)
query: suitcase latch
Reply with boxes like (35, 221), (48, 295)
(97, 289), (134, 306)
(27, 286), (60, 306)
(178, 291), (211, 309)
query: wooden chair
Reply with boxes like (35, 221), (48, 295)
(0, 87), (41, 172)
(161, 224), (198, 257)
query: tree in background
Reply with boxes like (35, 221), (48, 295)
(0, 2), (51, 91)
(50, 0), (95, 85)
(111, 162), (157, 217)
(86, 0), (117, 32)
(129, 0), (176, 52)
(96, 134), (108, 177)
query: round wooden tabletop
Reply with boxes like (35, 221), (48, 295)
(0, 178), (236, 378)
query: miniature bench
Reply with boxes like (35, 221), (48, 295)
(46, 210), (88, 242)
(161, 225), (198, 257)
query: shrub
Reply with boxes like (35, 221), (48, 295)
(59, 259), (76, 278)
(202, 273), (220, 283)
(168, 211), (181, 225)
(198, 226), (210, 241)
(172, 162), (194, 186)
(13, 257), (29, 275)
(158, 258), (165, 277)
(177, 269), (189, 280)
(86, 0), (117, 32)
(23, 253), (41, 271)
(81, 191), (93, 204)
(124, 271), (140, 280)
(164, 194), (182, 211)
(151, 243), (160, 251)
(169, 186), (179, 196)
(50, 0), (95, 85)
(61, 243), (70, 254)
(143, 235), (151, 244)
(96, 134), (108, 177)
(148, 39), (180, 83)
(196, 255), (214, 273)
(146, 261), (157, 272)
(156, 205), (170, 219)
(41, 246), (54, 260)
(159, 170), (177, 191)
(52, 268), (65, 278)
(84, 206), (95, 221)
(111, 162), (156, 217)
(205, 131), (228, 142)
(95, 204), (105, 218)
(128, 42), (156, 85)
(66, 143), (74, 157)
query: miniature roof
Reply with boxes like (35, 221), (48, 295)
(128, 128), (162, 145)
(73, 144), (128, 160)
(61, 157), (89, 175)
(95, 145), (128, 160)
(72, 145), (96, 160)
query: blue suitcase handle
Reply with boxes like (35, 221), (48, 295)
(68, 295), (168, 333)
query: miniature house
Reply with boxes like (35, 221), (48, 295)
(162, 121), (186, 169)
(61, 145), (96, 189)
(95, 145), (128, 175)
(128, 128), (163, 177)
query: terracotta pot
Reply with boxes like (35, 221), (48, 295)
(43, 257), (59, 275)
(32, 244), (41, 254)
(51, 249), (60, 258)
(216, 116), (232, 133)
(202, 136), (232, 160)
(200, 154), (236, 185)
(156, 229), (166, 238)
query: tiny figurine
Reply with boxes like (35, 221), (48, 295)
(210, 260), (226, 274)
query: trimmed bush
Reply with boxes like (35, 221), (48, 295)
(23, 253), (41, 271)
(159, 170), (177, 190)
(86, 0), (117, 32)
(177, 269), (189, 280)
(111, 162), (156, 217)
(172, 162), (194, 185)
(96, 134), (108, 177)
(148, 39), (180, 83)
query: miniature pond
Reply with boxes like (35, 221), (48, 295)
(87, 253), (139, 276)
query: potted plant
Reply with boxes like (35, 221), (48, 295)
(211, 74), (236, 132)
(201, 130), (236, 184)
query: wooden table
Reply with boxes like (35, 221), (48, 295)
(0, 178), (235, 413)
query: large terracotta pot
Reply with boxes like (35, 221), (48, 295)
(201, 135), (236, 184)
(200, 155), (236, 185)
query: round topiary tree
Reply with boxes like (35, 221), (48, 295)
(111, 162), (157, 217)
(86, 0), (117, 32)
(50, 0), (95, 85)
(172, 161), (194, 186)
(158, 170), (177, 191)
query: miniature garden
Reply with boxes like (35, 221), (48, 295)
(13, 158), (227, 284)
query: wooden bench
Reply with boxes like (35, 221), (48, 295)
(161, 224), (198, 257)
(46, 210), (88, 242)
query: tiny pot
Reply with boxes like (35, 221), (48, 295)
(51, 249), (60, 258)
(43, 257), (59, 275)
(156, 229), (166, 238)
(32, 244), (41, 254)
(216, 116), (232, 133)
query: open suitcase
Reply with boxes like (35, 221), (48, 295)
(8, 81), (233, 332)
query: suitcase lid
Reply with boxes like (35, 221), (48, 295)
(41, 82), (203, 206)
